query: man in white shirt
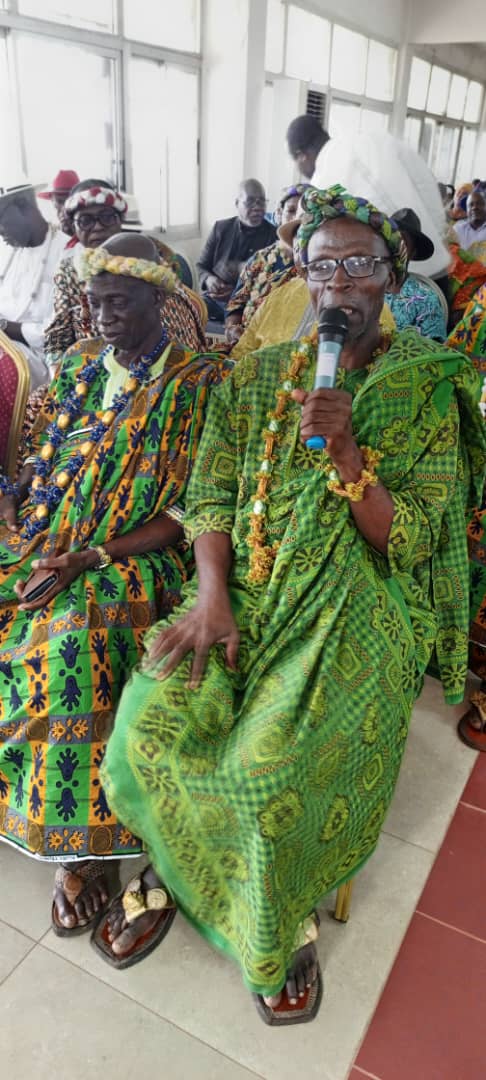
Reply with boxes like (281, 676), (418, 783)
(0, 184), (67, 387)
(306, 130), (450, 280)
(454, 190), (486, 251)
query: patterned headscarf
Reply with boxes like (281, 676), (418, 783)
(64, 185), (128, 218)
(77, 246), (177, 293)
(278, 183), (311, 209)
(296, 184), (408, 282)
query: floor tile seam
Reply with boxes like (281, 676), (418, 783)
(459, 799), (486, 816)
(0, 936), (39, 989)
(36, 939), (265, 1079)
(379, 826), (436, 855)
(415, 909), (486, 946)
(0, 916), (39, 944)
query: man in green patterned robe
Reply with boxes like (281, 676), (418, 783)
(100, 188), (485, 1024)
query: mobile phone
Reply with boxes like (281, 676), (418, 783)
(23, 570), (60, 603)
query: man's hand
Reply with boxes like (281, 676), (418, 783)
(146, 596), (239, 689)
(292, 387), (355, 462)
(205, 274), (231, 299)
(0, 494), (20, 532)
(15, 550), (97, 611)
(225, 317), (243, 345)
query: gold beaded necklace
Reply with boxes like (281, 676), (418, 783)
(247, 330), (393, 583)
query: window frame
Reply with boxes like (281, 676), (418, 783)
(0, 0), (202, 238)
(404, 53), (484, 184)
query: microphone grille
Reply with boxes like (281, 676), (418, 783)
(318, 307), (349, 335)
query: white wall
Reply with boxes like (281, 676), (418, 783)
(409, 0), (486, 44)
(200, 0), (250, 236)
(298, 0), (409, 44)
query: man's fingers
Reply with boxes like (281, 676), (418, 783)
(225, 634), (240, 671)
(291, 388), (308, 405)
(148, 626), (182, 662)
(188, 647), (209, 690)
(155, 644), (189, 681)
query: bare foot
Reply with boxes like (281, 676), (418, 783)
(263, 942), (319, 1008)
(53, 862), (113, 929)
(107, 865), (169, 957)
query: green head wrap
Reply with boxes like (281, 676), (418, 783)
(296, 184), (408, 282)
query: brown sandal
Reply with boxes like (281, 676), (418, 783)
(91, 872), (176, 969)
(458, 689), (486, 751)
(52, 861), (120, 937)
(253, 913), (323, 1026)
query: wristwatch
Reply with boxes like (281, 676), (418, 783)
(0, 317), (8, 332)
(91, 544), (113, 570)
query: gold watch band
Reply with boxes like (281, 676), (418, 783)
(91, 544), (113, 570)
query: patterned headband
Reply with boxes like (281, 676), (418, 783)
(78, 246), (177, 293)
(64, 186), (128, 218)
(296, 184), (408, 280)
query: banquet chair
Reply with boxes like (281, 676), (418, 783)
(0, 330), (31, 478)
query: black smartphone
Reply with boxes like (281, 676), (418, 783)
(23, 571), (59, 603)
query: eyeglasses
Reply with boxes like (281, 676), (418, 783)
(305, 255), (391, 282)
(240, 198), (267, 208)
(74, 208), (120, 229)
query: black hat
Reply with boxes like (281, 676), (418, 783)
(391, 207), (434, 262)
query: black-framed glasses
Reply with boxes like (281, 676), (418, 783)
(74, 208), (120, 229)
(305, 255), (391, 282)
(240, 197), (267, 208)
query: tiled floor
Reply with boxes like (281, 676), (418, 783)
(352, 726), (486, 1080)
(0, 677), (481, 1080)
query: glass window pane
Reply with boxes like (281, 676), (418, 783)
(18, 0), (114, 31)
(129, 58), (199, 230)
(360, 108), (389, 134)
(407, 57), (431, 111)
(124, 0), (200, 51)
(427, 65), (451, 116)
(165, 66), (199, 228)
(16, 34), (116, 183)
(447, 73), (468, 120)
(464, 80), (483, 123)
(265, 0), (285, 74)
(365, 40), (396, 102)
(456, 128), (478, 183)
(0, 34), (22, 181)
(329, 100), (361, 139)
(330, 26), (367, 96)
(430, 124), (460, 184)
(405, 115), (422, 153)
(285, 6), (330, 84)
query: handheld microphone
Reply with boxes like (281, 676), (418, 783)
(306, 307), (349, 451)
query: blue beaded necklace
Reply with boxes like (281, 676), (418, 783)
(22, 328), (170, 540)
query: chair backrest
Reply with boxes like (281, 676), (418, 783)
(182, 285), (208, 327)
(0, 331), (31, 478)
(408, 272), (449, 324)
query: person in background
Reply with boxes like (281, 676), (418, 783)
(286, 115), (330, 180)
(197, 179), (276, 322)
(44, 178), (206, 372)
(449, 182), (473, 221)
(224, 184), (310, 345)
(0, 232), (229, 937)
(453, 190), (486, 261)
(39, 169), (80, 238)
(97, 186), (483, 1021)
(0, 182), (67, 387)
(385, 208), (447, 341)
(447, 242), (486, 329)
(310, 130), (450, 282)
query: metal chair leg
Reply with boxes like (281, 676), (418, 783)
(334, 879), (354, 922)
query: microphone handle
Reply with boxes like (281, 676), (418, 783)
(306, 337), (343, 451)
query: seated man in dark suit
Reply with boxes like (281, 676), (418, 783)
(197, 179), (276, 321)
